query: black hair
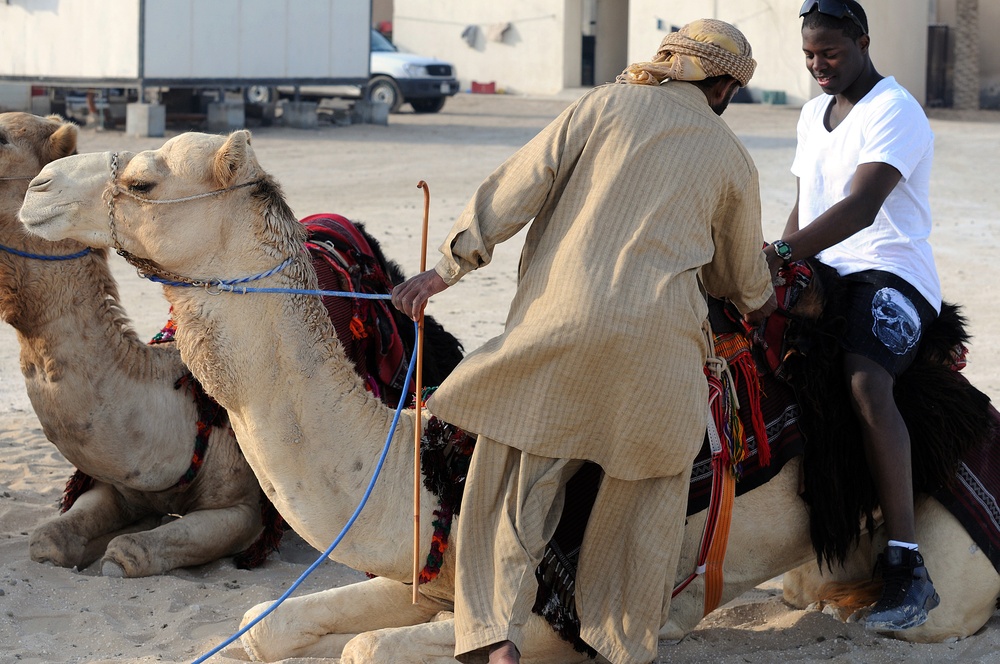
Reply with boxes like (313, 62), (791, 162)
(802, 9), (867, 42)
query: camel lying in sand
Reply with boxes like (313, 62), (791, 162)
(0, 112), (266, 577)
(18, 129), (999, 662)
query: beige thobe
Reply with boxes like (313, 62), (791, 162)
(434, 81), (773, 663)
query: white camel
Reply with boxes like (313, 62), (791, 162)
(0, 112), (267, 578)
(18, 129), (999, 662)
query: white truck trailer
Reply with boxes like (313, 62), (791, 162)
(0, 0), (371, 132)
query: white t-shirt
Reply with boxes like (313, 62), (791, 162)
(792, 76), (941, 312)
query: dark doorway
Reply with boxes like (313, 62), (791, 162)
(582, 35), (596, 86)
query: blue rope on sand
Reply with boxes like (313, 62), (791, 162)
(190, 319), (418, 664)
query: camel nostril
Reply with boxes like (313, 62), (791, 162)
(27, 176), (53, 190)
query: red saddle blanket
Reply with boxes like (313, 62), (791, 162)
(302, 213), (413, 407)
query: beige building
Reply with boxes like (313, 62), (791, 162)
(392, 0), (1000, 109)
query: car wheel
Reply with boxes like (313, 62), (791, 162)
(367, 76), (403, 112)
(410, 97), (446, 113)
(244, 85), (277, 105)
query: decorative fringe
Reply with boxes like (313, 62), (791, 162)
(732, 350), (770, 466)
(234, 498), (288, 570)
(60, 469), (96, 513)
(414, 414), (476, 583)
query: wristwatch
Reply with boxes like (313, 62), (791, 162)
(772, 240), (792, 261)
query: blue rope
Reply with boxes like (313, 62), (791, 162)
(0, 243), (92, 261)
(142, 257), (395, 301)
(147, 274), (394, 301)
(190, 320), (419, 664)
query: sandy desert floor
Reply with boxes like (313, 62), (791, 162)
(1, 92), (999, 663)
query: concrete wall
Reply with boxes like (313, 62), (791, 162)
(937, 0), (1000, 107)
(628, 0), (930, 107)
(593, 0), (628, 86)
(392, 0), (569, 94)
(391, 0), (1000, 106)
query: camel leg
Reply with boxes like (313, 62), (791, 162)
(897, 496), (1000, 643)
(782, 496), (1000, 643)
(101, 502), (262, 577)
(239, 576), (449, 662)
(340, 612), (598, 664)
(29, 482), (143, 570)
(781, 537), (875, 611)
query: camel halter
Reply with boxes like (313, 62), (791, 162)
(104, 151), (280, 289)
(0, 243), (91, 261)
(0, 175), (36, 181)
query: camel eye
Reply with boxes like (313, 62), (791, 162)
(0, 132), (8, 146)
(129, 181), (155, 194)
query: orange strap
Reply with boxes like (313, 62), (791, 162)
(702, 457), (736, 616)
(679, 322), (740, 616)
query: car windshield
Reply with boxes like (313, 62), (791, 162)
(371, 29), (397, 53)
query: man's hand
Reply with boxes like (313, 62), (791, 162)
(391, 269), (450, 321)
(743, 290), (777, 326)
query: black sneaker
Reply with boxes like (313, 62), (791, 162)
(865, 545), (940, 631)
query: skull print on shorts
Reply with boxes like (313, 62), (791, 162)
(871, 287), (921, 355)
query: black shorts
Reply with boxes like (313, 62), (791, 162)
(840, 270), (937, 379)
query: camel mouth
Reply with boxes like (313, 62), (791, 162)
(18, 197), (72, 238)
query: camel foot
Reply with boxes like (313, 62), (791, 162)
(101, 559), (126, 578)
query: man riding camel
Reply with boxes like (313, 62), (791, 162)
(765, 0), (942, 632)
(394, 19), (775, 664)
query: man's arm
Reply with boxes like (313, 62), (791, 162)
(765, 162), (902, 265)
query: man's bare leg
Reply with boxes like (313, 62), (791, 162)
(489, 640), (520, 664)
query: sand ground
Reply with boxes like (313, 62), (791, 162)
(1, 92), (999, 663)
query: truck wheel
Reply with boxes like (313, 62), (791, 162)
(243, 85), (277, 105)
(367, 76), (403, 112)
(410, 97), (446, 113)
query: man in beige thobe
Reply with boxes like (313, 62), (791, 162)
(393, 19), (775, 664)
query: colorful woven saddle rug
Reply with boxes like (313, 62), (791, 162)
(302, 213), (414, 407)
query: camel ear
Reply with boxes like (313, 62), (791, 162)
(46, 122), (78, 161)
(213, 129), (253, 186)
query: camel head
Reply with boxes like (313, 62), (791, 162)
(0, 112), (77, 223)
(20, 129), (302, 280)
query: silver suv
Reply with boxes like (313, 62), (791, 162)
(368, 29), (459, 113)
(266, 29), (459, 114)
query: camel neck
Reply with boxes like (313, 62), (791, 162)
(162, 268), (430, 579)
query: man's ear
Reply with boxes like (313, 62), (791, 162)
(712, 77), (739, 104)
(858, 34), (870, 54)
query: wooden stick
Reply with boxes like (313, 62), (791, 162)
(413, 180), (430, 604)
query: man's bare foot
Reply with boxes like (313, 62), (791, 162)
(488, 640), (520, 664)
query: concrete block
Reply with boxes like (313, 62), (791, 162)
(283, 101), (319, 129)
(125, 103), (166, 138)
(351, 100), (389, 126)
(207, 101), (246, 133)
(30, 96), (52, 116)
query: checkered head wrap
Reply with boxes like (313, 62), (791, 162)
(617, 19), (757, 87)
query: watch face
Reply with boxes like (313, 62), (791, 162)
(775, 241), (791, 258)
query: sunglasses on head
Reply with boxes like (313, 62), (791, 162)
(799, 0), (867, 33)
